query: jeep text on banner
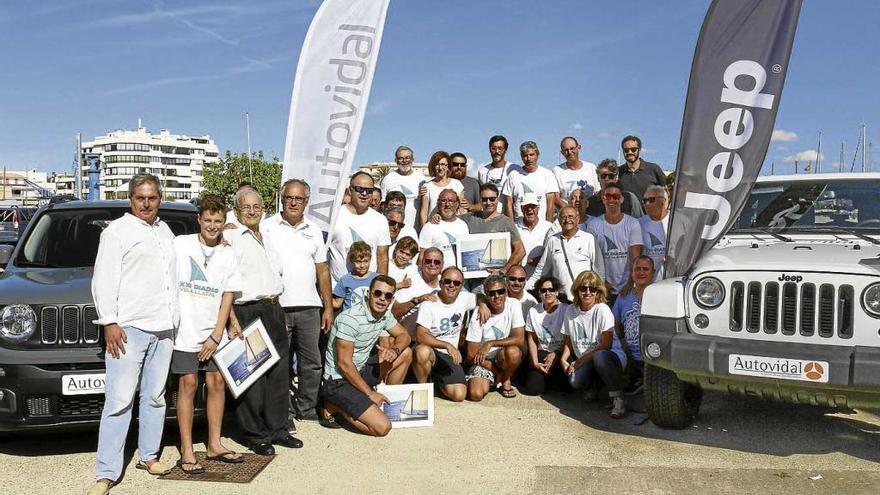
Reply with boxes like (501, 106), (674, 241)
(664, 0), (802, 277)
(281, 0), (391, 234)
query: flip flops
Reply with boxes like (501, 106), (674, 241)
(500, 387), (517, 398)
(205, 451), (244, 464)
(177, 460), (205, 475)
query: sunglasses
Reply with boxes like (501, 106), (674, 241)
(372, 289), (394, 300)
(623, 147), (640, 153)
(450, 162), (467, 168)
(599, 173), (617, 180)
(388, 219), (405, 229)
(507, 276), (526, 283)
(480, 196), (498, 203)
(603, 193), (622, 201)
(351, 185), (375, 196)
(643, 197), (660, 204)
(486, 288), (507, 297)
(423, 258), (443, 267)
(441, 278), (463, 287)
(539, 287), (558, 294)
(577, 285), (599, 294)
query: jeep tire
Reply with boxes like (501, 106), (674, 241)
(645, 363), (703, 429)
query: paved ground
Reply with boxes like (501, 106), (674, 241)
(2, 390), (880, 494)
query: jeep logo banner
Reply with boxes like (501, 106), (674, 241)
(281, 0), (391, 233)
(665, 0), (802, 277)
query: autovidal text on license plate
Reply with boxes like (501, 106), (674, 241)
(728, 354), (829, 383)
(62, 373), (106, 395)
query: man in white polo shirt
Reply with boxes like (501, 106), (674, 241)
(90, 174), (179, 493)
(328, 172), (391, 282)
(262, 179), (334, 423)
(515, 193), (552, 278)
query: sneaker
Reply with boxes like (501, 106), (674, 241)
(610, 396), (626, 419)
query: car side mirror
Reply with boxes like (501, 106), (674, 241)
(0, 245), (13, 266)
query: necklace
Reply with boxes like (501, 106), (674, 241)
(198, 234), (216, 268)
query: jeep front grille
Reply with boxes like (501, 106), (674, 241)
(40, 305), (102, 346)
(729, 281), (854, 339)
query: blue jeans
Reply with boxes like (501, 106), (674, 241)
(95, 326), (174, 482)
(568, 349), (625, 396)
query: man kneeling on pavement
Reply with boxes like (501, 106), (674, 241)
(321, 275), (413, 436)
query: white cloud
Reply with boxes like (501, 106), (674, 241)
(782, 150), (823, 163)
(570, 122), (584, 131)
(771, 129), (798, 142)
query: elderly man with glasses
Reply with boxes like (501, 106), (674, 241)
(391, 247), (444, 338)
(638, 185), (670, 280)
(321, 275), (413, 436)
(381, 146), (424, 230)
(585, 183), (643, 305)
(328, 171), (391, 283)
(418, 189), (469, 269)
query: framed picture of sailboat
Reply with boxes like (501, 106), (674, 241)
(212, 318), (281, 398)
(376, 383), (434, 428)
(456, 232), (511, 279)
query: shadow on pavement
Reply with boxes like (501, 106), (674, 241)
(540, 389), (880, 464)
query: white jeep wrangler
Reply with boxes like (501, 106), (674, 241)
(641, 172), (880, 428)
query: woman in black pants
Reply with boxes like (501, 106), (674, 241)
(521, 276), (570, 395)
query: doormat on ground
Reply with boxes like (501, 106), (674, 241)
(159, 452), (274, 483)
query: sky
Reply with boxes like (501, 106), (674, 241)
(1, 0), (878, 176)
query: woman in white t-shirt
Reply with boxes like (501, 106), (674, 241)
(172, 196), (245, 474)
(559, 270), (628, 419)
(419, 150), (464, 226)
(522, 276), (570, 396)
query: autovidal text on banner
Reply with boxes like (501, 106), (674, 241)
(664, 0), (803, 278)
(281, 0), (391, 233)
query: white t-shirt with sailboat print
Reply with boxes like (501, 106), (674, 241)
(327, 206), (392, 282)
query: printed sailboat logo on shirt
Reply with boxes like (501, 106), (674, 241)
(189, 257), (208, 283)
(603, 235), (619, 253)
(350, 228), (363, 242)
(522, 183), (534, 194)
(399, 185), (414, 196)
(490, 326), (504, 339)
(649, 233), (664, 248)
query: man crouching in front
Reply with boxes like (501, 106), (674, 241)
(321, 275), (413, 436)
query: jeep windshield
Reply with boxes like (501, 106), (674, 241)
(731, 178), (880, 235)
(15, 208), (198, 268)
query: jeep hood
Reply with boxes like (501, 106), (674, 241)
(692, 242), (880, 277)
(0, 267), (95, 305)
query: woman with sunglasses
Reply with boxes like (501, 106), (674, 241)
(522, 276), (569, 396)
(419, 150), (464, 226)
(560, 271), (628, 418)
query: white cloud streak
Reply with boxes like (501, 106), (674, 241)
(782, 150), (823, 163)
(771, 129), (798, 142)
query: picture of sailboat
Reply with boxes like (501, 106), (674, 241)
(478, 237), (507, 268)
(457, 233), (511, 277)
(377, 383), (434, 428)
(213, 319), (281, 398)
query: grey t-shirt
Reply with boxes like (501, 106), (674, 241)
(461, 213), (522, 243)
(461, 176), (480, 207)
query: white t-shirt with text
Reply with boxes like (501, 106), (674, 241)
(328, 206), (392, 282)
(465, 298), (525, 358)
(416, 291), (477, 354)
(502, 166), (559, 220)
(586, 215), (643, 293)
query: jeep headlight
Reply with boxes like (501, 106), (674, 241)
(0, 305), (37, 342)
(861, 283), (880, 318)
(694, 277), (725, 309)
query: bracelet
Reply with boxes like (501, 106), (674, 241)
(209, 335), (221, 345)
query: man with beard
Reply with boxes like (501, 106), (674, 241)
(381, 146), (423, 230)
(638, 185), (669, 280)
(617, 135), (666, 201)
(449, 152), (481, 214)
(418, 189), (469, 269)
(477, 135), (520, 212)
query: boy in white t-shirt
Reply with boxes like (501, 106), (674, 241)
(465, 275), (525, 401)
(388, 236), (418, 289)
(172, 195), (244, 474)
(414, 267), (475, 402)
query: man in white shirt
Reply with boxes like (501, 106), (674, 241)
(553, 136), (600, 210)
(477, 135), (519, 213)
(505, 265), (538, 319)
(262, 179), (334, 423)
(391, 248), (443, 337)
(90, 174), (179, 492)
(386, 206), (418, 254)
(418, 189), (469, 269)
(503, 141), (559, 222)
(586, 183), (643, 302)
(381, 146), (423, 230)
(328, 172), (391, 282)
(529, 206), (605, 299)
(227, 188), (302, 455)
(639, 185), (669, 280)
(515, 193), (552, 277)
(465, 275), (525, 400)
(414, 267), (474, 402)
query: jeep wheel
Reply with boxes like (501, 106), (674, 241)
(645, 363), (702, 429)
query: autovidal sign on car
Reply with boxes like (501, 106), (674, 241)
(729, 355), (829, 383)
(664, 0), (803, 277)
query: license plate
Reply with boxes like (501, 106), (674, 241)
(728, 354), (829, 383)
(62, 373), (106, 395)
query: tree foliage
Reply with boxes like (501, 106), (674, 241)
(202, 151), (282, 213)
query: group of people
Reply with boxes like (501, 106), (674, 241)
(85, 133), (671, 495)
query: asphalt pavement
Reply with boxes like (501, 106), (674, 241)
(1, 390), (879, 494)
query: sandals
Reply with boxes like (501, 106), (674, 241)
(86, 479), (113, 495)
(177, 459), (205, 475)
(205, 451), (244, 464)
(135, 460), (173, 476)
(500, 387), (517, 398)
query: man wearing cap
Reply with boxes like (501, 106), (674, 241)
(515, 193), (552, 278)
